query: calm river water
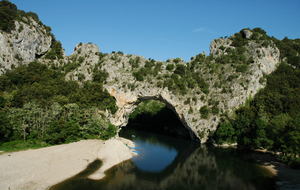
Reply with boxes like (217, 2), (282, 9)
(50, 128), (276, 190)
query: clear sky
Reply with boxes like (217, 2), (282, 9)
(9, 0), (300, 61)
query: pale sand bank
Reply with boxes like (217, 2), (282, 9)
(0, 137), (137, 190)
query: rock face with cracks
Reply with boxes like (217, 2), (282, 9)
(0, 18), (52, 74)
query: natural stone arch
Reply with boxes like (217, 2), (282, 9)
(63, 37), (280, 143)
(106, 86), (200, 142)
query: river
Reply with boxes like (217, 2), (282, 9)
(50, 128), (277, 190)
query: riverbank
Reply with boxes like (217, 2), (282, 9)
(0, 137), (137, 190)
(251, 151), (300, 189)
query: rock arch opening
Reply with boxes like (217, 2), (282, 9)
(120, 99), (197, 141)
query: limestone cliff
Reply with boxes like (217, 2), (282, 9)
(0, 18), (52, 73)
(0, 17), (280, 143)
(65, 29), (280, 142)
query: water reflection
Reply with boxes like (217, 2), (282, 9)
(132, 138), (177, 172)
(50, 129), (276, 190)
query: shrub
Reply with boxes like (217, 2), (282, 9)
(174, 64), (186, 76)
(236, 64), (248, 73)
(184, 98), (191, 105)
(212, 105), (220, 115)
(227, 74), (238, 82)
(117, 51), (124, 55)
(45, 39), (63, 60)
(0, 0), (17, 32)
(200, 105), (209, 119)
(133, 71), (144, 81)
(78, 56), (85, 64)
(100, 123), (117, 140)
(77, 73), (85, 82)
(166, 64), (175, 71)
(173, 58), (181, 63)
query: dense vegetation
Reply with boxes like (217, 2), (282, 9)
(214, 34), (300, 168)
(0, 61), (118, 150)
(131, 56), (210, 96)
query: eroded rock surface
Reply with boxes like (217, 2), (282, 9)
(0, 18), (52, 73)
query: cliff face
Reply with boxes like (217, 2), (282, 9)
(64, 30), (280, 142)
(0, 20), (280, 142)
(0, 18), (52, 73)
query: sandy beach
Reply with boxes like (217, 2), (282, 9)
(0, 137), (137, 190)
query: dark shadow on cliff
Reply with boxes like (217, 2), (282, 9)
(126, 106), (194, 140)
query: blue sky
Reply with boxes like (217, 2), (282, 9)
(10, 0), (300, 61)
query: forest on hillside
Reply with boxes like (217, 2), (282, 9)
(0, 0), (118, 151)
(0, 61), (118, 148)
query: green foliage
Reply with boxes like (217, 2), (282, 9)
(273, 37), (300, 68)
(0, 140), (49, 152)
(77, 73), (85, 82)
(214, 62), (300, 168)
(129, 100), (165, 120)
(216, 122), (236, 144)
(184, 98), (191, 105)
(236, 64), (248, 73)
(133, 71), (144, 81)
(227, 74), (238, 82)
(93, 69), (109, 83)
(212, 105), (220, 115)
(132, 61), (162, 81)
(174, 64), (186, 76)
(44, 38), (63, 60)
(0, 0), (18, 32)
(173, 58), (181, 63)
(116, 51), (124, 55)
(100, 123), (117, 140)
(129, 57), (140, 68)
(200, 105), (209, 119)
(62, 61), (81, 73)
(166, 64), (175, 71)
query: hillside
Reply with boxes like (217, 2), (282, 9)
(0, 0), (299, 167)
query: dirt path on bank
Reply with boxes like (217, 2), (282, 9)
(0, 138), (136, 190)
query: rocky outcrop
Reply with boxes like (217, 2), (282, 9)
(65, 43), (100, 82)
(0, 18), (52, 73)
(242, 30), (253, 39)
(66, 33), (280, 142)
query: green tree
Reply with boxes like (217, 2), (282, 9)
(200, 105), (209, 119)
(216, 122), (236, 144)
(0, 0), (18, 32)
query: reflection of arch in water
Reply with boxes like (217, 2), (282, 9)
(50, 144), (276, 190)
(120, 129), (200, 177)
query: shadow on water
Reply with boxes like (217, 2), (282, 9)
(49, 159), (103, 190)
(50, 130), (277, 190)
